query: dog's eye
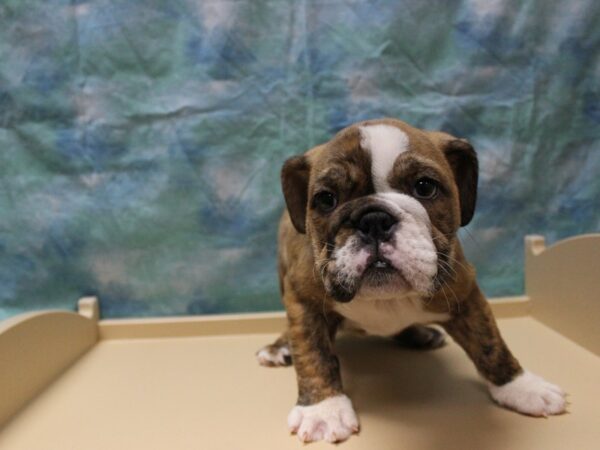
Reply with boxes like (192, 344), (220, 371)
(413, 178), (438, 199)
(313, 191), (337, 212)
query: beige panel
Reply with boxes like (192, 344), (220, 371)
(525, 234), (600, 355)
(99, 311), (288, 340)
(97, 299), (528, 341)
(78, 296), (100, 321)
(487, 295), (531, 317)
(0, 310), (97, 426)
(0, 318), (598, 450)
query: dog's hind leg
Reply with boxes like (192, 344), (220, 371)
(393, 324), (446, 350)
(256, 330), (292, 367)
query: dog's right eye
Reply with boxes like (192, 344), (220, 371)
(313, 191), (337, 212)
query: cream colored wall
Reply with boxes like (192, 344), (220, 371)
(0, 306), (97, 426)
(525, 234), (600, 355)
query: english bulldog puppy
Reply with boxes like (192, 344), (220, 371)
(256, 118), (566, 443)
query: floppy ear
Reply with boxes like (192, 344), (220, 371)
(443, 139), (479, 227)
(281, 155), (311, 234)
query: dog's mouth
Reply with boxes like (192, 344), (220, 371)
(363, 255), (394, 277)
(324, 250), (411, 303)
(370, 258), (392, 270)
(324, 235), (437, 302)
(361, 255), (409, 288)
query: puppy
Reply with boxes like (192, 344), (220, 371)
(256, 118), (566, 443)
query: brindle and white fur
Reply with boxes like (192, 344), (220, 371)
(257, 118), (566, 444)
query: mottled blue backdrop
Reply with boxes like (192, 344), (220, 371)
(1, 0), (599, 319)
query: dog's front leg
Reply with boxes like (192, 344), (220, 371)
(442, 284), (567, 416)
(285, 294), (359, 443)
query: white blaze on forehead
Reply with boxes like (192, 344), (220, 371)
(359, 124), (409, 192)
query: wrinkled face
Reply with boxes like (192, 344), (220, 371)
(282, 119), (478, 302)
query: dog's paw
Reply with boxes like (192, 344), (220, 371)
(256, 344), (292, 367)
(287, 395), (359, 443)
(394, 325), (446, 350)
(488, 370), (567, 417)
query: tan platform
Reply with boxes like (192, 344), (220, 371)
(1, 234), (599, 450)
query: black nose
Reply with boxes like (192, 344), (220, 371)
(357, 210), (397, 241)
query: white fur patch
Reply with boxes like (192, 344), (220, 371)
(332, 236), (370, 290)
(376, 192), (431, 227)
(256, 345), (290, 367)
(488, 370), (567, 416)
(335, 292), (449, 336)
(359, 124), (409, 192)
(287, 395), (359, 443)
(377, 192), (437, 294)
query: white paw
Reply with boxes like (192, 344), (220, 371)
(256, 345), (291, 367)
(287, 395), (359, 443)
(488, 370), (567, 417)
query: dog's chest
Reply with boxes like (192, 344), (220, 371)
(333, 294), (450, 337)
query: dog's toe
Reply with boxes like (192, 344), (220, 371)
(256, 344), (292, 367)
(288, 395), (359, 443)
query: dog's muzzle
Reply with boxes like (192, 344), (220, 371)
(324, 193), (438, 302)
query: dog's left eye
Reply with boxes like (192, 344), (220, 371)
(413, 178), (438, 199)
(313, 191), (337, 212)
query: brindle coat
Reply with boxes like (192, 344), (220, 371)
(270, 118), (521, 407)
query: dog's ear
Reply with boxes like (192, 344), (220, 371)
(281, 154), (311, 234)
(442, 138), (478, 227)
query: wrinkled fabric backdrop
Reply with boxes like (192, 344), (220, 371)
(0, 0), (599, 320)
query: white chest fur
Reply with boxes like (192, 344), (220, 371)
(333, 293), (450, 337)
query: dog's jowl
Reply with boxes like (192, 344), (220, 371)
(256, 118), (567, 444)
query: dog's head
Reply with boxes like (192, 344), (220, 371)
(281, 118), (478, 302)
